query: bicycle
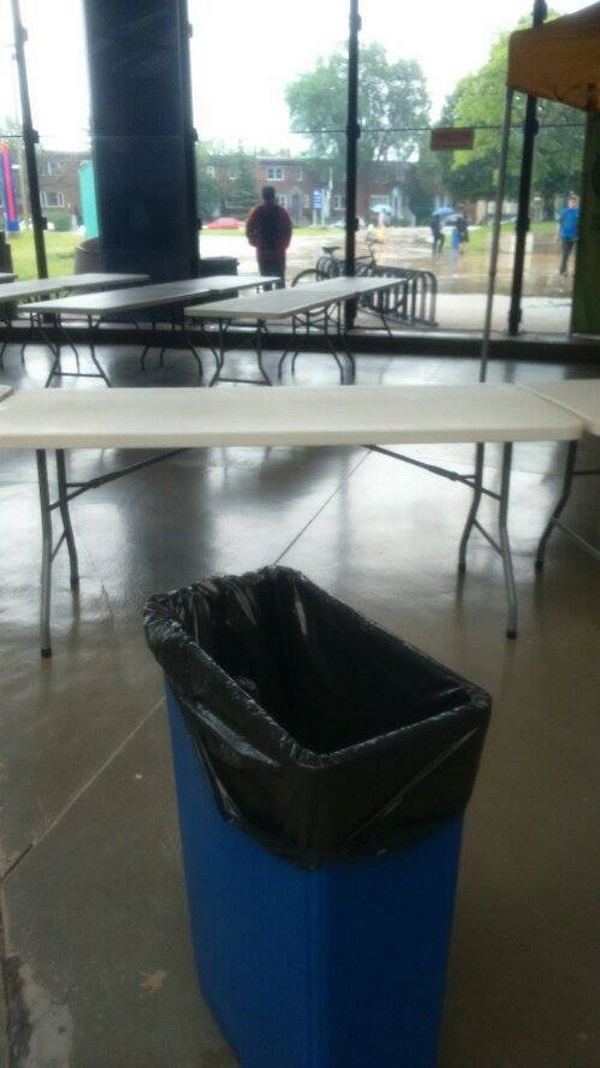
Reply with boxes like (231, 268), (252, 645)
(291, 230), (438, 328)
(292, 231), (380, 287)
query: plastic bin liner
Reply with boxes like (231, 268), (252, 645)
(144, 566), (491, 867)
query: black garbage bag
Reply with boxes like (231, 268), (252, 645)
(144, 566), (491, 868)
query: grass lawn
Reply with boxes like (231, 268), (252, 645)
(5, 221), (558, 279)
(6, 231), (81, 280)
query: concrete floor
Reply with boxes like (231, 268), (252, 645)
(0, 336), (599, 1067)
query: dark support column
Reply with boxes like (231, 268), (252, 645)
(571, 112), (600, 335)
(507, 0), (547, 335)
(11, 0), (48, 278)
(82, 0), (199, 281)
(344, 0), (361, 330)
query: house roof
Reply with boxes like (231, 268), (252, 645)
(507, 2), (600, 111)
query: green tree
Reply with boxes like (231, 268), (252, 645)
(406, 141), (445, 224)
(220, 146), (258, 218)
(195, 142), (222, 222)
(440, 16), (585, 204)
(285, 43), (430, 165)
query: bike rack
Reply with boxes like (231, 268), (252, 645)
(367, 265), (438, 327)
(296, 248), (438, 330)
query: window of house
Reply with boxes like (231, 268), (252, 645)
(278, 193), (288, 208)
(295, 168), (303, 180)
(41, 191), (65, 208)
(266, 166), (284, 181)
(205, 165), (216, 177)
(333, 194), (346, 210)
(303, 194), (310, 209)
(41, 159), (61, 177)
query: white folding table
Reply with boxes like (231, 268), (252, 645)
(517, 379), (600, 567)
(0, 272), (150, 305)
(0, 382), (583, 655)
(25, 275), (278, 386)
(184, 276), (408, 385)
(0, 271), (150, 369)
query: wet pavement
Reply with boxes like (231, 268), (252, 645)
(199, 226), (577, 337)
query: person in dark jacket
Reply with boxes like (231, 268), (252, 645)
(246, 186), (292, 282)
(430, 211), (445, 254)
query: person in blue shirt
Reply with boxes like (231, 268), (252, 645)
(558, 193), (580, 276)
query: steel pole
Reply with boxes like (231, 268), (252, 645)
(480, 89), (514, 381)
(11, 0), (47, 277)
(344, 0), (361, 329)
(507, 0), (547, 335)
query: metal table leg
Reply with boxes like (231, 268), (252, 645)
(457, 441), (517, 638)
(535, 439), (578, 570)
(458, 442), (485, 570)
(56, 450), (79, 589)
(36, 449), (54, 658)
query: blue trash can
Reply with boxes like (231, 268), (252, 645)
(144, 567), (491, 1068)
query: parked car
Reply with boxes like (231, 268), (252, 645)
(204, 216), (243, 230)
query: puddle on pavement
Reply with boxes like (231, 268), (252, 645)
(199, 228), (575, 325)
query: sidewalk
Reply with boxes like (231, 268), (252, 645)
(434, 292), (573, 336)
(202, 230), (582, 341)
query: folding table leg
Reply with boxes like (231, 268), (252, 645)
(535, 439), (578, 570)
(36, 450), (54, 658)
(211, 320), (271, 386)
(36, 449), (81, 658)
(458, 442), (485, 570)
(255, 323), (271, 385)
(278, 317), (304, 379)
(498, 443), (517, 639)
(458, 442), (517, 639)
(56, 450), (80, 589)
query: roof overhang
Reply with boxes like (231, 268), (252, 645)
(507, 3), (600, 110)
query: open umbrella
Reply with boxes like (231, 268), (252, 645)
(432, 205), (455, 218)
(371, 204), (392, 214)
(441, 213), (461, 225)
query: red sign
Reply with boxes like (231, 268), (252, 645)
(430, 127), (475, 151)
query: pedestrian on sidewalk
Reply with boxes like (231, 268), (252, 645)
(558, 193), (579, 276)
(246, 186), (292, 283)
(430, 211), (445, 254)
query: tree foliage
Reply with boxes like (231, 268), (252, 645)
(440, 17), (585, 203)
(285, 43), (430, 165)
(221, 147), (258, 216)
(195, 142), (222, 221)
(196, 143), (258, 220)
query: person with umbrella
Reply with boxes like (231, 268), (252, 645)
(370, 204), (391, 242)
(447, 209), (469, 271)
(431, 206), (452, 254)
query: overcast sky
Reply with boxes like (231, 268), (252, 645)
(0, 0), (588, 151)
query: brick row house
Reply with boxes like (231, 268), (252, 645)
(204, 155), (416, 225)
(2, 148), (417, 231)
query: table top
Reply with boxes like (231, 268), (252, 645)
(518, 378), (600, 435)
(0, 382), (583, 450)
(184, 276), (407, 321)
(0, 273), (150, 305)
(24, 274), (276, 317)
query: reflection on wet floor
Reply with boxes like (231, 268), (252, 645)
(1, 345), (599, 1067)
